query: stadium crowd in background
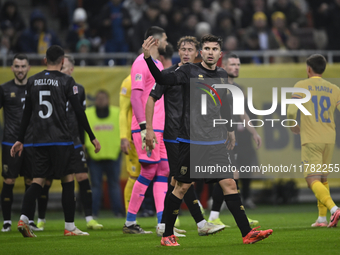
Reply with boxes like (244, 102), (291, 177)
(0, 0), (339, 64)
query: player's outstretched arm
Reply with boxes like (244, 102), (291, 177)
(145, 96), (158, 150)
(69, 95), (100, 153)
(287, 103), (300, 134)
(241, 113), (262, 149)
(143, 36), (176, 86)
(119, 94), (132, 155)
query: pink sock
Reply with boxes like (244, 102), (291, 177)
(126, 164), (158, 221)
(154, 160), (170, 223)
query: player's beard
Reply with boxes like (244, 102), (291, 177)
(158, 46), (166, 56)
(15, 73), (27, 83)
(227, 73), (238, 78)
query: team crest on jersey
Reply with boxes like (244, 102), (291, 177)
(121, 87), (127, 95)
(135, 73), (142, 81)
(73, 85), (78, 94)
(10, 92), (15, 97)
(220, 78), (225, 83)
(180, 166), (187, 175)
(198, 74), (204, 80)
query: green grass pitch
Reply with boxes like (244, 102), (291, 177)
(1, 203), (339, 255)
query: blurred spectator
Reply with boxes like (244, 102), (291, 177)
(269, 11), (290, 49)
(17, 9), (61, 54)
(213, 11), (236, 39)
(243, 31), (262, 63)
(184, 14), (199, 37)
(166, 8), (186, 47)
(243, 12), (275, 51)
(211, 0), (242, 29)
(159, 0), (173, 27)
(85, 90), (124, 217)
(83, 0), (111, 21)
(308, 0), (330, 50)
(223, 35), (238, 52)
(131, 2), (163, 52)
(240, 0), (270, 28)
(95, 0), (132, 65)
(270, 0), (305, 30)
(0, 1), (26, 32)
(0, 21), (16, 54)
(123, 0), (147, 25)
(75, 39), (96, 66)
(195, 22), (211, 40)
(325, 0), (340, 52)
(65, 8), (91, 52)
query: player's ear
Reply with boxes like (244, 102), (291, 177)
(43, 57), (47, 65)
(195, 51), (198, 57)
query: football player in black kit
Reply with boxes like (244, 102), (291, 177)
(11, 45), (101, 238)
(146, 36), (224, 237)
(142, 34), (273, 246)
(35, 54), (103, 230)
(0, 54), (41, 232)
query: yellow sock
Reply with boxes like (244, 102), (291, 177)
(317, 182), (329, 217)
(311, 181), (336, 211)
(124, 177), (136, 214)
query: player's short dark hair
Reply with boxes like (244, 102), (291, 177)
(201, 34), (222, 49)
(177, 36), (200, 50)
(13, 53), (29, 64)
(306, 54), (327, 74)
(144, 26), (165, 40)
(46, 45), (64, 65)
(223, 53), (239, 61)
(64, 54), (75, 66)
(160, 43), (174, 60)
(96, 89), (110, 98)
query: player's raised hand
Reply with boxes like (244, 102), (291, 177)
(142, 36), (156, 59)
(10, 141), (23, 157)
(225, 131), (236, 150)
(121, 138), (131, 155)
(146, 128), (158, 151)
(290, 125), (300, 135)
(252, 133), (262, 149)
(91, 138), (101, 153)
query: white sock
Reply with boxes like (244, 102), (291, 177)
(20, 215), (29, 223)
(29, 220), (34, 224)
(198, 200), (203, 208)
(209, 211), (220, 221)
(318, 216), (327, 222)
(37, 218), (45, 224)
(125, 221), (136, 227)
(4, 220), (11, 225)
(65, 222), (75, 231)
(85, 216), (93, 223)
(197, 219), (207, 228)
(330, 206), (338, 215)
(157, 223), (165, 230)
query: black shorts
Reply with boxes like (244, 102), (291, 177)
(2, 144), (33, 179)
(164, 141), (179, 178)
(32, 145), (76, 179)
(174, 142), (234, 184)
(72, 145), (89, 174)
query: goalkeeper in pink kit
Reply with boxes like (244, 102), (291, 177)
(123, 26), (170, 234)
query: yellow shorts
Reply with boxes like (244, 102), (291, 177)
(301, 143), (334, 178)
(126, 141), (141, 178)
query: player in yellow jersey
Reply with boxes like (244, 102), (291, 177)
(119, 75), (142, 214)
(288, 54), (340, 228)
